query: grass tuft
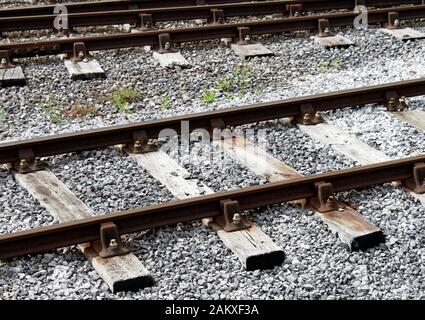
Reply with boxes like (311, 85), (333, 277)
(42, 95), (63, 124)
(202, 90), (216, 104)
(110, 88), (141, 113)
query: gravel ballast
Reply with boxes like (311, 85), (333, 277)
(1, 5), (425, 299)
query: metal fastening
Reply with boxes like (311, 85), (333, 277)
(19, 159), (29, 172)
(12, 148), (45, 174)
(157, 33), (176, 54)
(386, 12), (402, 30)
(71, 42), (91, 62)
(398, 96), (407, 109)
(209, 9), (225, 25)
(97, 222), (130, 258)
(385, 90), (407, 112)
(139, 13), (154, 31)
(293, 103), (323, 125)
(403, 162), (425, 193)
(317, 19), (334, 38)
(0, 50), (15, 69)
(125, 129), (157, 154)
(214, 199), (252, 232)
(286, 4), (303, 17)
(234, 27), (253, 45)
(315, 111), (323, 122)
(309, 181), (339, 213)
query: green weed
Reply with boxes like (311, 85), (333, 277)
(202, 90), (216, 104)
(42, 96), (63, 124)
(160, 96), (170, 110)
(110, 88), (140, 113)
(0, 107), (7, 123)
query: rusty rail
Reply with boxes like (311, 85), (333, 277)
(0, 0), (422, 33)
(0, 1), (251, 18)
(0, 5), (424, 61)
(0, 78), (424, 165)
(0, 154), (424, 259)
(0, 0), (421, 19)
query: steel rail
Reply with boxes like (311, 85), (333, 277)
(1, 5), (425, 59)
(1, 78), (425, 165)
(0, 0), (421, 19)
(0, 1), (251, 18)
(0, 0), (422, 33)
(0, 1), (340, 33)
(0, 154), (423, 259)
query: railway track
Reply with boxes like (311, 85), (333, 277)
(0, 0), (422, 19)
(1, 0), (425, 299)
(0, 78), (424, 260)
(0, 0), (423, 33)
(1, 4), (424, 62)
(1, 154), (425, 260)
(1, 78), (423, 166)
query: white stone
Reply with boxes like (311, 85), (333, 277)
(152, 51), (190, 68)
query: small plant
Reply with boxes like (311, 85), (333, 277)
(160, 96), (170, 110)
(65, 105), (97, 118)
(218, 63), (253, 93)
(110, 88), (140, 113)
(113, 95), (132, 113)
(42, 95), (63, 124)
(0, 107), (7, 123)
(330, 58), (340, 69)
(234, 63), (253, 89)
(317, 61), (329, 73)
(317, 59), (340, 74)
(218, 78), (231, 92)
(202, 90), (216, 104)
(253, 87), (262, 96)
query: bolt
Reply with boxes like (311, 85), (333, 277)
(303, 113), (311, 122)
(387, 97), (396, 110)
(399, 96), (407, 110)
(394, 19), (400, 27)
(232, 213), (241, 224)
(133, 140), (143, 152)
(315, 111), (323, 120)
(324, 27), (330, 34)
(109, 239), (118, 247)
(19, 159), (28, 171)
(77, 51), (85, 61)
(326, 195), (336, 208)
(1, 58), (7, 65)
(164, 42), (171, 50)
